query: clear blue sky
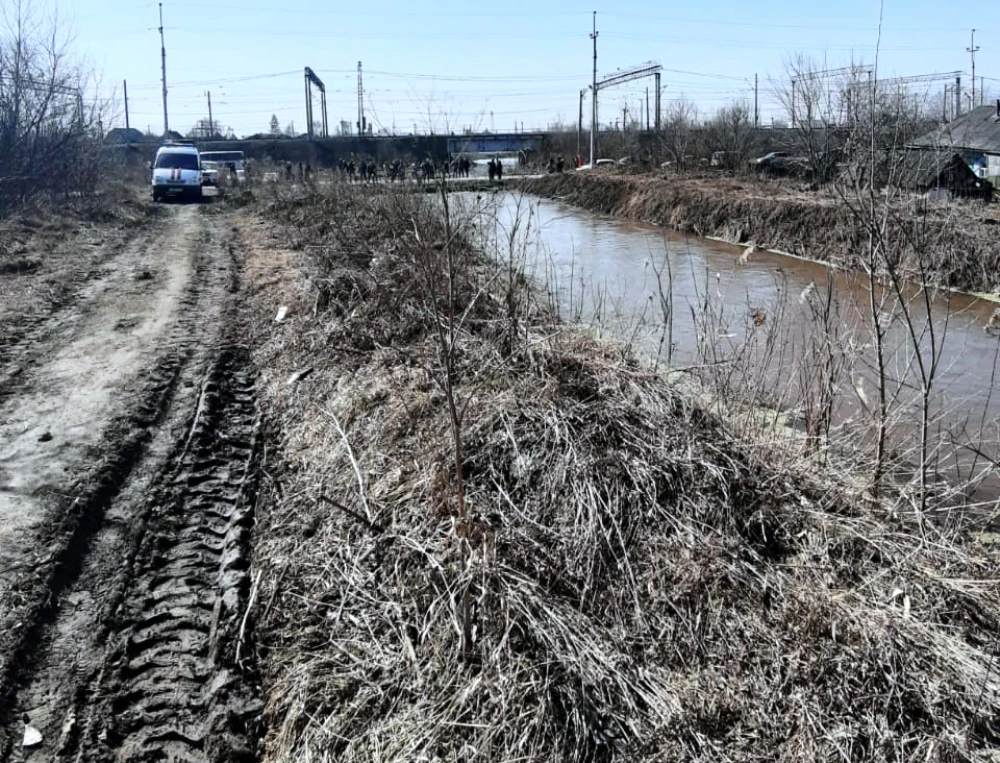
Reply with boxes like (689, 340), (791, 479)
(50, 0), (1000, 136)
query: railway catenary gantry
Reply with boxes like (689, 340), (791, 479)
(304, 67), (329, 140)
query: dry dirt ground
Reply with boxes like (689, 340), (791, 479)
(0, 198), (262, 761)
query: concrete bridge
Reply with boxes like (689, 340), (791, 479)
(446, 133), (544, 155)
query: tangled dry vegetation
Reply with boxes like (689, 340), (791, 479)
(524, 173), (1000, 294)
(242, 181), (1000, 762)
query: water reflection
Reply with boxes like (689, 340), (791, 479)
(453, 190), (1000, 506)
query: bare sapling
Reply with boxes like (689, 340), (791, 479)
(649, 237), (675, 370)
(829, 22), (960, 515)
(400, 177), (537, 664)
(797, 275), (848, 457)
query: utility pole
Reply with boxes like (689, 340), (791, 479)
(205, 90), (213, 139)
(124, 79), (130, 132)
(357, 61), (365, 136)
(590, 10), (598, 166)
(645, 87), (649, 130)
(321, 89), (328, 137)
(791, 78), (796, 128)
(654, 72), (661, 130)
(943, 84), (949, 122)
(754, 73), (759, 129)
(577, 88), (584, 158)
(158, 2), (169, 136)
(956, 75), (962, 117)
(305, 70), (313, 140)
(968, 29), (980, 108)
(622, 106), (627, 134)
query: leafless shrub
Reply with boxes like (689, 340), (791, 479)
(0, 0), (108, 214)
(703, 101), (755, 171)
(658, 98), (699, 169)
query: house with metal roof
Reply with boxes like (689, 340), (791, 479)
(898, 150), (992, 201)
(909, 102), (1000, 180)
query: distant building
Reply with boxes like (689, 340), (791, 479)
(898, 149), (992, 201)
(103, 127), (145, 145)
(910, 102), (1000, 181)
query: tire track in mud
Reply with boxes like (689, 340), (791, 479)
(0, 205), (264, 762)
(98, 346), (262, 762)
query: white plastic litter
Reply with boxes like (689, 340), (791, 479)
(23, 724), (42, 748)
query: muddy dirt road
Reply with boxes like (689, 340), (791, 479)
(0, 202), (262, 761)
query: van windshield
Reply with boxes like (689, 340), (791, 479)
(155, 153), (199, 170)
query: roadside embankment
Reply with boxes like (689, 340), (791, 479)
(520, 172), (1000, 294)
(239, 182), (1000, 762)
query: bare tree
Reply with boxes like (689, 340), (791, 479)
(771, 55), (870, 181)
(704, 101), (754, 170)
(659, 98), (698, 168)
(0, 0), (107, 211)
(828, 30), (952, 514)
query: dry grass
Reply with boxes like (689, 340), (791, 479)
(241, 181), (1000, 762)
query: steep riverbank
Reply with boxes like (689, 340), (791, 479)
(239, 182), (999, 762)
(520, 172), (1000, 294)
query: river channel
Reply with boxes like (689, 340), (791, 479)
(456, 190), (1000, 504)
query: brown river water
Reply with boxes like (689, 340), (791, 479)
(454, 191), (1000, 510)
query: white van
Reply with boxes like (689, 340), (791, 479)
(151, 143), (203, 202)
(200, 151), (246, 183)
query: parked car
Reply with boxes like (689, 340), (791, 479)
(752, 151), (789, 168)
(200, 151), (246, 183)
(751, 151), (812, 177)
(201, 160), (219, 187)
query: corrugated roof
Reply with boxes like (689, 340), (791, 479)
(910, 103), (1000, 153)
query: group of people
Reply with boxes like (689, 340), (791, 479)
(546, 155), (578, 173)
(336, 158), (378, 182)
(273, 153), (519, 184)
(331, 154), (493, 184)
(487, 156), (505, 182)
(284, 161), (313, 182)
(449, 156), (474, 178)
